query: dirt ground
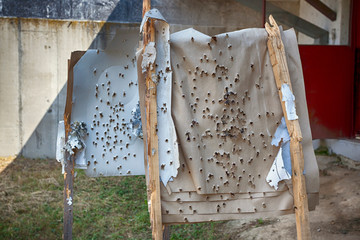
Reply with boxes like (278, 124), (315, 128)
(222, 155), (360, 240)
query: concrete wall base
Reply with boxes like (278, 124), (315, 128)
(313, 139), (360, 162)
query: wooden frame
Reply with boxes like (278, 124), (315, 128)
(266, 15), (311, 240)
(63, 51), (85, 240)
(142, 1), (164, 239)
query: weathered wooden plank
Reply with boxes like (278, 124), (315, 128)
(63, 51), (85, 240)
(142, 1), (163, 239)
(265, 15), (311, 240)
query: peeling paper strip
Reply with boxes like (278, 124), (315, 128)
(141, 42), (156, 73)
(266, 146), (291, 190)
(267, 116), (292, 189)
(281, 84), (298, 120)
(56, 121), (65, 174)
(271, 117), (290, 147)
(75, 147), (87, 169)
(66, 197), (73, 206)
(281, 140), (292, 176)
(140, 9), (167, 33)
(64, 121), (88, 169)
(141, 9), (180, 186)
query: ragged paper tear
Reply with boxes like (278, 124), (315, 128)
(56, 121), (65, 174)
(140, 9), (167, 33)
(281, 141), (292, 176)
(75, 149), (87, 170)
(128, 101), (143, 139)
(281, 84), (298, 120)
(266, 146), (291, 190)
(141, 42), (156, 73)
(65, 121), (88, 169)
(267, 117), (292, 189)
(56, 121), (88, 172)
(65, 122), (87, 154)
(271, 117), (290, 146)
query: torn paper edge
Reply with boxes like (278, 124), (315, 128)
(140, 9), (166, 33)
(56, 120), (65, 174)
(141, 42), (156, 73)
(271, 117), (290, 147)
(141, 9), (180, 186)
(281, 83), (298, 120)
(66, 196), (73, 206)
(266, 146), (291, 190)
(64, 121), (88, 170)
(267, 117), (292, 189)
(128, 101), (143, 139)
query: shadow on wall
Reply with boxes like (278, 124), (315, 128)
(15, 2), (144, 159)
(1, 1), (343, 160)
(20, 22), (141, 159)
(10, 0), (263, 159)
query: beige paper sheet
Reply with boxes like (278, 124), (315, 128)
(138, 25), (319, 224)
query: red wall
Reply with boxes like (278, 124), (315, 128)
(357, 0), (360, 48)
(298, 1), (359, 139)
(354, 0), (360, 136)
(299, 46), (354, 139)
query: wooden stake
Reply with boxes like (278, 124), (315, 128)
(142, 1), (163, 239)
(265, 16), (311, 240)
(63, 51), (85, 240)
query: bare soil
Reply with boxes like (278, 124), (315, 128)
(222, 155), (360, 240)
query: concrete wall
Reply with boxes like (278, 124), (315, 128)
(0, 18), (139, 158)
(0, 12), (260, 159)
(0, 1), (353, 159)
(298, 0), (350, 45)
(0, 1), (265, 159)
(0, 0), (261, 27)
(0, 1), (351, 159)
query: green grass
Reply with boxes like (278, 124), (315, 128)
(0, 157), (227, 239)
(314, 146), (330, 155)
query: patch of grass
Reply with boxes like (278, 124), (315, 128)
(256, 218), (264, 226)
(0, 157), (227, 239)
(170, 222), (226, 240)
(314, 146), (330, 156)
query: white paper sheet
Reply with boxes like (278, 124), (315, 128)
(281, 83), (298, 120)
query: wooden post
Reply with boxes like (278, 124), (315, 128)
(63, 152), (75, 240)
(142, 1), (163, 239)
(265, 16), (311, 240)
(163, 225), (170, 240)
(63, 51), (85, 240)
